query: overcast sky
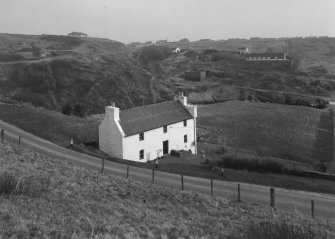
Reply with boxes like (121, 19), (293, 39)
(0, 0), (334, 43)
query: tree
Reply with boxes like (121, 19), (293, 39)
(62, 103), (73, 115)
(179, 38), (189, 43)
(73, 103), (85, 117)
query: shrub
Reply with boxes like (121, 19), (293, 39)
(239, 217), (331, 239)
(0, 172), (50, 197)
(136, 45), (172, 64)
(217, 155), (284, 174)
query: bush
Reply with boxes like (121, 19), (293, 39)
(136, 45), (172, 64)
(239, 217), (331, 239)
(0, 172), (50, 197)
(217, 155), (284, 174)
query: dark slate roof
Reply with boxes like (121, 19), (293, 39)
(119, 100), (193, 136)
(246, 52), (285, 58)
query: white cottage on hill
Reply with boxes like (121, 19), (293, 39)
(99, 94), (197, 162)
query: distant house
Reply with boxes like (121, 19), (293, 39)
(129, 42), (141, 47)
(67, 32), (87, 37)
(184, 71), (206, 82)
(237, 47), (249, 55)
(173, 48), (181, 54)
(246, 52), (287, 61)
(156, 40), (167, 44)
(99, 93), (197, 162)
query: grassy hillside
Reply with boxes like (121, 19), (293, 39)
(1, 142), (334, 238)
(156, 38), (335, 105)
(1, 34), (335, 115)
(0, 34), (172, 114)
(198, 101), (333, 168)
(0, 103), (99, 146)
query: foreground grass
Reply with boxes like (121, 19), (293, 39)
(1, 143), (334, 238)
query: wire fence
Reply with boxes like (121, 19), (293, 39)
(1, 128), (335, 221)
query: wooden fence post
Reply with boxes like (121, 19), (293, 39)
(311, 200), (315, 218)
(270, 188), (275, 209)
(126, 164), (129, 178)
(18, 136), (21, 148)
(210, 179), (213, 196)
(0, 129), (4, 143)
(152, 168), (155, 184)
(237, 184), (241, 202)
(181, 175), (184, 191)
(101, 158), (105, 173)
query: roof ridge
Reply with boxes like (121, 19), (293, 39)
(121, 100), (176, 112)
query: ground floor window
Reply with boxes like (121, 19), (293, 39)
(139, 149), (144, 160)
(184, 135), (188, 143)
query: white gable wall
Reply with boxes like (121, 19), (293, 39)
(99, 108), (123, 158)
(123, 119), (196, 162)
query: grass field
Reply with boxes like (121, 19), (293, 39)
(1, 142), (334, 238)
(0, 104), (98, 146)
(197, 101), (334, 166)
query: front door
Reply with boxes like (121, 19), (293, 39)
(163, 140), (169, 155)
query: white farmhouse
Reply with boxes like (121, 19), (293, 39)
(237, 47), (249, 55)
(99, 93), (197, 162)
(173, 48), (181, 53)
(67, 32), (88, 37)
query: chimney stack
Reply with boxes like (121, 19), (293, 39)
(106, 102), (119, 121)
(174, 92), (187, 106)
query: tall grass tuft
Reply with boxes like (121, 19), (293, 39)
(240, 217), (331, 239)
(0, 172), (50, 197)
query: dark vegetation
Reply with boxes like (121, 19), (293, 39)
(214, 154), (285, 174)
(0, 172), (50, 197)
(238, 216), (332, 239)
(238, 88), (328, 109)
(134, 45), (173, 65)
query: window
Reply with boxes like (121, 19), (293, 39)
(139, 150), (144, 160)
(184, 135), (188, 143)
(163, 125), (167, 133)
(183, 120), (187, 127)
(139, 132), (144, 141)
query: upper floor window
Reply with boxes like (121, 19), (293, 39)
(183, 120), (187, 127)
(139, 132), (144, 141)
(139, 149), (144, 160)
(163, 125), (168, 133)
(184, 135), (188, 143)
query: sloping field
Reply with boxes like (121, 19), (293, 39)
(198, 101), (333, 165)
(0, 104), (98, 146)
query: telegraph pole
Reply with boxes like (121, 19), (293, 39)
(233, 119), (239, 157)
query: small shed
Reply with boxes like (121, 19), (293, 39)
(184, 71), (206, 82)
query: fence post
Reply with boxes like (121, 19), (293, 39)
(237, 184), (241, 202)
(101, 158), (105, 173)
(181, 175), (184, 191)
(311, 200), (315, 218)
(126, 164), (129, 179)
(270, 188), (275, 209)
(0, 129), (4, 143)
(210, 179), (213, 196)
(152, 168), (155, 184)
(18, 136), (21, 148)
